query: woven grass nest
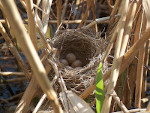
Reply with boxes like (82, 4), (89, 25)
(52, 28), (108, 95)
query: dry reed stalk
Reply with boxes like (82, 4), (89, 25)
(135, 44), (145, 108)
(80, 84), (96, 99)
(116, 2), (137, 108)
(111, 91), (129, 113)
(122, 4), (143, 108)
(15, 77), (39, 113)
(34, 2), (44, 32)
(42, 0), (52, 34)
(3, 77), (26, 83)
(112, 108), (146, 113)
(135, 11), (147, 108)
(115, 1), (137, 108)
(20, 0), (44, 36)
(143, 0), (150, 28)
(115, 11), (150, 80)
(61, 0), (68, 20)
(0, 23), (31, 80)
(108, 0), (121, 31)
(51, 19), (109, 24)
(142, 1), (150, 108)
(33, 94), (46, 113)
(81, 26), (150, 108)
(15, 51), (52, 112)
(56, 0), (62, 28)
(0, 19), (109, 24)
(83, 26), (150, 100)
(0, 72), (24, 76)
(101, 1), (129, 112)
(122, 66), (137, 109)
(120, 1), (137, 55)
(91, 0), (98, 32)
(78, 0), (93, 28)
(86, 15), (119, 29)
(25, 0), (37, 51)
(142, 40), (150, 100)
(0, 0), (62, 113)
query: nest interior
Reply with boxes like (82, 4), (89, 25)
(53, 29), (98, 66)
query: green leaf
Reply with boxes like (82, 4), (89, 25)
(95, 62), (105, 113)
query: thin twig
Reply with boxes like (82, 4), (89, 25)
(111, 91), (129, 113)
(61, 0), (68, 20)
(0, 72), (24, 76)
(33, 94), (46, 113)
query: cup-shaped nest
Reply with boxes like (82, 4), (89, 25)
(52, 29), (98, 67)
(52, 28), (108, 94)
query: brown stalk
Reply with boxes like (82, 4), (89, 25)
(122, 2), (143, 108)
(135, 45), (145, 108)
(142, 40), (150, 105)
(142, 1), (150, 109)
(101, 0), (129, 112)
(91, 0), (98, 32)
(135, 10), (146, 108)
(0, 0), (63, 113)
(108, 0), (121, 31)
(56, 0), (62, 28)
(120, 1), (137, 55)
(80, 84), (96, 99)
(78, 0), (93, 28)
(116, 1), (137, 109)
(25, 0), (37, 51)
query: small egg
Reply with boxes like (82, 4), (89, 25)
(66, 53), (76, 64)
(71, 60), (82, 68)
(60, 59), (69, 66)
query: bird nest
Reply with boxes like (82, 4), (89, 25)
(52, 28), (108, 95)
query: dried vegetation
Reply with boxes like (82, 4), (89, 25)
(0, 0), (150, 113)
